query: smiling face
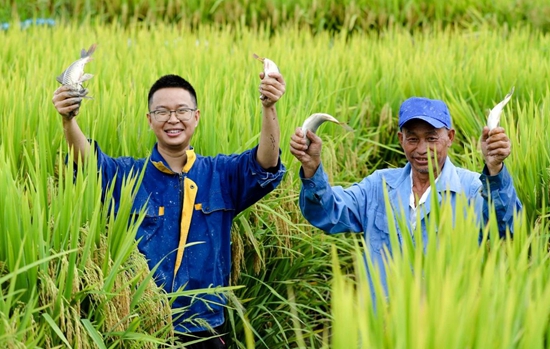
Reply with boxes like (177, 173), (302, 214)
(398, 119), (455, 177)
(147, 87), (200, 152)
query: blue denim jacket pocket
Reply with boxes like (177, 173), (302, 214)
(198, 190), (235, 214)
(196, 191), (236, 240)
(134, 203), (164, 245)
(186, 191), (236, 287)
(128, 188), (167, 246)
(371, 211), (391, 253)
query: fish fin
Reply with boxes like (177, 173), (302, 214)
(79, 73), (94, 83)
(78, 88), (93, 99)
(56, 72), (64, 84)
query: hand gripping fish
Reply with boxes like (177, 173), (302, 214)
(56, 43), (97, 97)
(301, 113), (354, 145)
(253, 53), (279, 100)
(487, 86), (514, 131)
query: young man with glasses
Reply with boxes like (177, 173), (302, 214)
(52, 72), (286, 348)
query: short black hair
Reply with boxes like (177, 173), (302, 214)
(147, 74), (198, 109)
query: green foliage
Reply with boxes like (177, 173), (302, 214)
(1, 14), (549, 348)
(0, 146), (174, 346)
(3, 0), (550, 33)
(331, 191), (548, 349)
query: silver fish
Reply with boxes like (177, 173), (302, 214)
(56, 44), (97, 96)
(487, 86), (514, 130)
(301, 113), (354, 145)
(253, 53), (279, 100)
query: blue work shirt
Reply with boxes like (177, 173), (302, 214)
(94, 142), (286, 332)
(299, 157), (521, 295)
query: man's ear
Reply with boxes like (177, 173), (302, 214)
(195, 110), (201, 127)
(147, 114), (153, 129)
(447, 129), (456, 145)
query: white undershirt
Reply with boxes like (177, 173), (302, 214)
(409, 172), (439, 231)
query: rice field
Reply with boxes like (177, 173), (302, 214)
(1, 5), (550, 348)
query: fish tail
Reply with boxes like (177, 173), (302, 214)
(252, 53), (264, 62)
(339, 123), (354, 132)
(80, 43), (97, 58)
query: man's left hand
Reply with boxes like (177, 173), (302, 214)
(481, 126), (511, 175)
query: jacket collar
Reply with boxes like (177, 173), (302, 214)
(384, 157), (462, 223)
(150, 143), (197, 174)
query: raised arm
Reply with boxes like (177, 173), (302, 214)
(480, 125), (522, 235)
(256, 71), (286, 169)
(52, 86), (91, 163)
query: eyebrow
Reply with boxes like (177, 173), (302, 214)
(154, 103), (193, 109)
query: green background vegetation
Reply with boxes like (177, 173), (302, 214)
(1, 1), (550, 348)
(2, 0), (550, 33)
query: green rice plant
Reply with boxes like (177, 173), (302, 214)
(4, 0), (550, 33)
(329, 189), (547, 349)
(0, 141), (176, 347)
(2, 18), (550, 348)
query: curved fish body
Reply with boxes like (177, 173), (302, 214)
(487, 86), (514, 130)
(301, 113), (354, 145)
(56, 44), (97, 96)
(253, 53), (279, 100)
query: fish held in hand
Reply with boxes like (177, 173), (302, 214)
(56, 44), (97, 98)
(253, 53), (279, 100)
(487, 86), (514, 131)
(253, 53), (279, 77)
(301, 113), (354, 145)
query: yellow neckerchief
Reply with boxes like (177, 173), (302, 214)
(151, 149), (198, 280)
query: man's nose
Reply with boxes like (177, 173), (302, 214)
(417, 139), (428, 154)
(167, 111), (180, 123)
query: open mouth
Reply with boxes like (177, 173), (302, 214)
(165, 129), (183, 137)
(414, 157), (431, 165)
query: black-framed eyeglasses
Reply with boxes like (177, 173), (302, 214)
(149, 107), (197, 122)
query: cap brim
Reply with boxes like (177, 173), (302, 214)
(400, 116), (448, 129)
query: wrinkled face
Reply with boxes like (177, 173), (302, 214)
(147, 87), (200, 152)
(398, 119), (455, 176)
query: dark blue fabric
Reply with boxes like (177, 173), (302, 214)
(93, 143), (285, 332)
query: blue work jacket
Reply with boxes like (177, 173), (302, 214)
(299, 157), (521, 296)
(95, 143), (285, 332)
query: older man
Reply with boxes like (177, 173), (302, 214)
(289, 96), (522, 296)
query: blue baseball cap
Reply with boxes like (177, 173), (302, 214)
(398, 97), (452, 129)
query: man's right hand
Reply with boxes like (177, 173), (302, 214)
(52, 86), (88, 119)
(289, 127), (322, 178)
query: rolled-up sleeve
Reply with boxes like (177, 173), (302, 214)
(229, 146), (286, 213)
